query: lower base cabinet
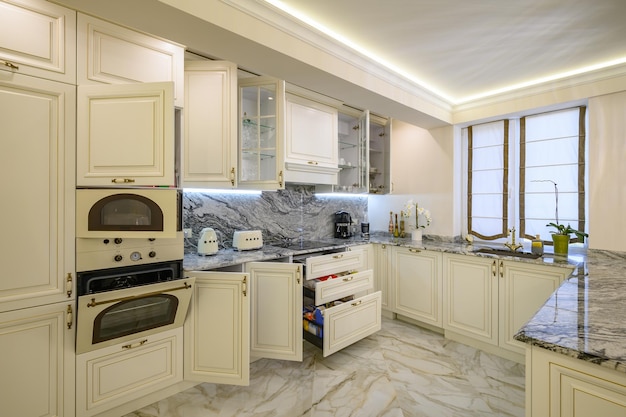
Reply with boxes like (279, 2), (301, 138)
(391, 247), (442, 327)
(443, 253), (572, 360)
(527, 346), (626, 417)
(0, 302), (75, 417)
(76, 328), (183, 417)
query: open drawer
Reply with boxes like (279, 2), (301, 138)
(303, 291), (381, 357)
(303, 269), (373, 305)
(302, 249), (366, 280)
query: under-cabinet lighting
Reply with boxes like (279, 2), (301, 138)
(183, 188), (262, 195)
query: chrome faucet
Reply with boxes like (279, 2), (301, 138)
(504, 227), (523, 252)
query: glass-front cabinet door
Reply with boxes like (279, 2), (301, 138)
(369, 114), (391, 194)
(336, 108), (369, 193)
(238, 77), (285, 190)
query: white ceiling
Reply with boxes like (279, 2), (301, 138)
(270, 0), (626, 103)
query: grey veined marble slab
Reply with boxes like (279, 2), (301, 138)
(514, 249), (626, 373)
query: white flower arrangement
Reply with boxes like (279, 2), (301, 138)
(403, 199), (432, 229)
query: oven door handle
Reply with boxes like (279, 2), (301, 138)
(86, 282), (192, 308)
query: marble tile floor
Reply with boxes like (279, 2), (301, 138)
(125, 318), (525, 417)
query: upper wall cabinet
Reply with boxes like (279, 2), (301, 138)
(0, 0), (76, 84)
(77, 13), (185, 107)
(183, 60), (238, 188)
(368, 115), (391, 194)
(77, 82), (176, 187)
(239, 76), (285, 190)
(284, 88), (340, 185)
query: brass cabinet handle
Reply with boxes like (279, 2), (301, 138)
(111, 178), (135, 184)
(307, 161), (319, 165)
(66, 304), (73, 329)
(342, 276), (354, 282)
(278, 170), (283, 187)
(86, 282), (192, 307)
(492, 260), (496, 277)
(66, 273), (73, 298)
(230, 167), (235, 186)
(2, 60), (19, 70)
(409, 248), (421, 253)
(242, 276), (247, 296)
(499, 260), (504, 278)
(351, 300), (362, 307)
(122, 339), (147, 349)
(332, 254), (344, 259)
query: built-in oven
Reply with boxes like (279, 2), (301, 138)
(76, 259), (194, 354)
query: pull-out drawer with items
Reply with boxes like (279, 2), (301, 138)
(299, 246), (381, 356)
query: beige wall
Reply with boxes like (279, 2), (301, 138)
(588, 92), (626, 251)
(368, 120), (455, 237)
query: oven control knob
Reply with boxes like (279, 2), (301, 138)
(130, 251), (142, 261)
(114, 238), (123, 245)
(149, 251), (156, 258)
(114, 254), (123, 262)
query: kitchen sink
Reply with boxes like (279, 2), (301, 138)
(473, 247), (542, 259)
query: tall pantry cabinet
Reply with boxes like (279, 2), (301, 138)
(0, 1), (77, 416)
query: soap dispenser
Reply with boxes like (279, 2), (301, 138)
(531, 235), (544, 256)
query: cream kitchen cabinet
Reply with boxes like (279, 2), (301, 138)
(0, 301), (75, 417)
(0, 0), (76, 84)
(239, 76), (286, 190)
(246, 262), (302, 361)
(499, 261), (572, 356)
(76, 82), (176, 187)
(0, 74), (75, 312)
(374, 244), (392, 311)
(77, 13), (184, 107)
(443, 253), (572, 361)
(443, 254), (498, 346)
(76, 328), (182, 417)
(527, 345), (626, 417)
(368, 115), (391, 194)
(300, 247), (381, 357)
(391, 247), (443, 327)
(185, 271), (250, 386)
(183, 61), (238, 188)
(284, 90), (340, 185)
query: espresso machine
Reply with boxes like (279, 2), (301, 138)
(334, 211), (353, 238)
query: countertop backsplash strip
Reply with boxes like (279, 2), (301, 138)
(183, 188), (367, 252)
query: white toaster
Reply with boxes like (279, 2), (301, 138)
(197, 228), (219, 255)
(232, 230), (263, 251)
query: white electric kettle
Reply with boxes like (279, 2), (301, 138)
(197, 228), (219, 255)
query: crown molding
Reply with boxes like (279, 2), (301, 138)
(221, 0), (453, 115)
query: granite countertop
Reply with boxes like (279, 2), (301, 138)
(184, 232), (626, 374)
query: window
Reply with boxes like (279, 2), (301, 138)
(465, 106), (587, 245)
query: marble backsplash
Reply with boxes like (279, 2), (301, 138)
(183, 188), (367, 252)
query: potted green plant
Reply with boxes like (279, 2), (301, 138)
(546, 222), (588, 256)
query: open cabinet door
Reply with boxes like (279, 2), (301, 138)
(184, 271), (250, 386)
(246, 262), (302, 362)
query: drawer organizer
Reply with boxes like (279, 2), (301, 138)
(298, 248), (381, 356)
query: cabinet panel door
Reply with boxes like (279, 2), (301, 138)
(0, 302), (75, 417)
(499, 262), (570, 355)
(78, 13), (184, 107)
(184, 271), (250, 386)
(374, 244), (392, 309)
(0, 0), (76, 83)
(392, 247), (442, 326)
(0, 74), (75, 312)
(77, 82), (175, 186)
(76, 328), (182, 417)
(285, 94), (338, 167)
(247, 262), (302, 361)
(443, 254), (498, 345)
(183, 61), (237, 188)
